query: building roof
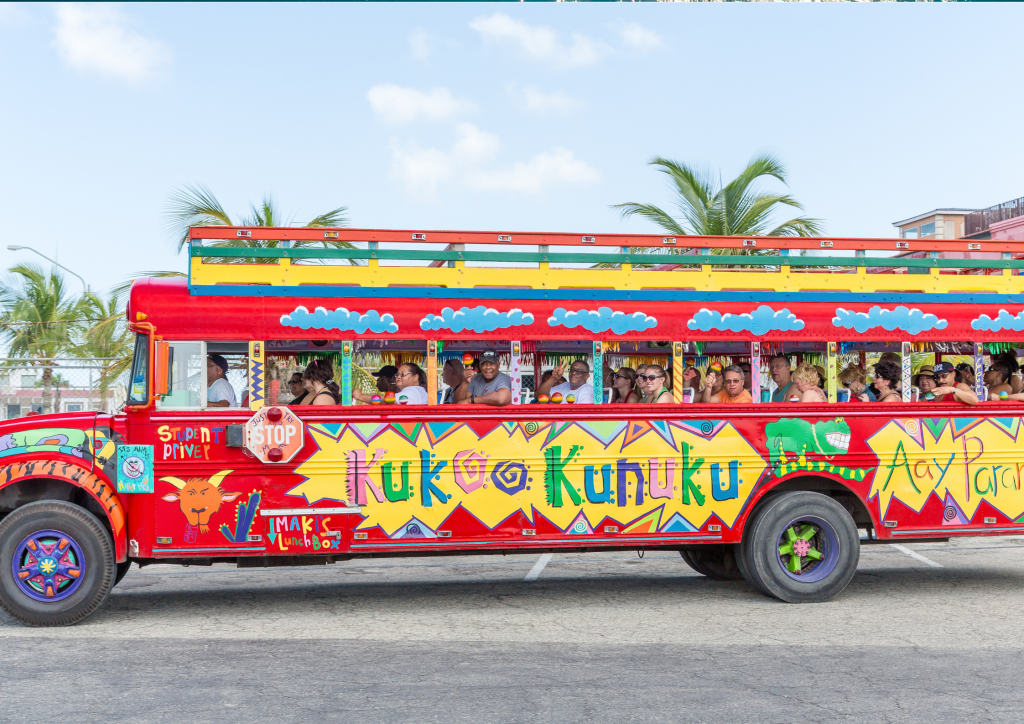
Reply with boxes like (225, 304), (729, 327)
(892, 209), (978, 228)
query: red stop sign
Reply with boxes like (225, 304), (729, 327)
(245, 406), (304, 464)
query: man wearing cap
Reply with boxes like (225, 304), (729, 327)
(536, 360), (595, 404)
(206, 354), (237, 408)
(930, 361), (978, 405)
(466, 348), (512, 406)
(372, 365), (398, 393)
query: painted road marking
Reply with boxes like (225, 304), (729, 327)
(889, 544), (943, 568)
(524, 553), (554, 581)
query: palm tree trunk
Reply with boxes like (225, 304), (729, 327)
(42, 366), (53, 415)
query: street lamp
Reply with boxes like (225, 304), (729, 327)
(7, 245), (90, 293)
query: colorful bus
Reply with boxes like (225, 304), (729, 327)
(3, 226), (1024, 625)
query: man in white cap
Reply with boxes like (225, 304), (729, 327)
(466, 348), (512, 406)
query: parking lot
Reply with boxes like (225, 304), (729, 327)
(3, 538), (1024, 723)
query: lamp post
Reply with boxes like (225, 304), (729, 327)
(7, 245), (90, 293)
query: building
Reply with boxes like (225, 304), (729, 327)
(891, 208), (976, 240)
(892, 196), (1024, 242)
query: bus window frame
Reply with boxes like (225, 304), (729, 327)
(154, 340), (208, 411)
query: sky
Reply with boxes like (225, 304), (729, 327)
(1, 2), (1023, 296)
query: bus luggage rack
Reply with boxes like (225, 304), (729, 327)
(187, 227), (1024, 295)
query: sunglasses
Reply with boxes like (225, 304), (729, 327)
(568, 368), (588, 375)
(638, 374), (664, 381)
(612, 373), (630, 380)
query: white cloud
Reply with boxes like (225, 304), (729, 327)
(368, 84), (477, 124)
(469, 13), (608, 68)
(391, 123), (599, 198)
(517, 86), (579, 115)
(408, 27), (430, 61)
(619, 22), (663, 50)
(53, 3), (168, 82)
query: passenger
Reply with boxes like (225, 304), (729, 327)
(372, 365), (398, 394)
(353, 362), (428, 405)
(814, 365), (827, 389)
(634, 364), (649, 399)
(300, 360), (340, 405)
(872, 360), (903, 404)
(442, 358), (469, 404)
(838, 365), (874, 402)
(537, 360), (595, 404)
(914, 365), (935, 397)
(955, 362), (975, 389)
(464, 360), (478, 385)
(703, 364), (753, 404)
(769, 355), (796, 402)
(702, 363), (725, 398)
(995, 352), (1023, 394)
(739, 361), (752, 391)
(610, 367), (640, 403)
(793, 362), (827, 403)
(682, 364), (701, 392)
(931, 361), (979, 405)
(466, 348), (512, 406)
(287, 371), (307, 405)
(640, 364), (673, 403)
(985, 364), (1012, 398)
(206, 354), (237, 408)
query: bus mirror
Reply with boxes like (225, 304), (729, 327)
(154, 341), (170, 397)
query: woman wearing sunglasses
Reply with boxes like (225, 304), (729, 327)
(610, 367), (640, 403)
(639, 365), (673, 403)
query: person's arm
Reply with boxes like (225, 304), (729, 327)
(953, 383), (980, 406)
(656, 390), (673, 403)
(453, 382), (471, 403)
(536, 364), (564, 398)
(352, 389), (374, 404)
(207, 381), (232, 408)
(472, 388), (512, 406)
(700, 371), (719, 403)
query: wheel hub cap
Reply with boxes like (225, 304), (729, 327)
(12, 530), (86, 602)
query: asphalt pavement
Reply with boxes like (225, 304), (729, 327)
(3, 537), (1024, 723)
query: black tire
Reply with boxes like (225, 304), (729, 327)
(0, 501), (115, 626)
(113, 560), (132, 587)
(742, 491), (859, 603)
(680, 545), (744, 581)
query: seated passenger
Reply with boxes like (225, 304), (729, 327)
(739, 362), (752, 391)
(442, 358), (469, 404)
(300, 360), (340, 405)
(930, 362), (979, 405)
(703, 365), (752, 404)
(995, 352), (1023, 394)
(537, 360), (594, 404)
(287, 371), (308, 405)
(610, 367), (640, 403)
(839, 365), (874, 402)
(466, 348), (512, 406)
(394, 363), (429, 405)
(955, 362), (975, 388)
(769, 355), (796, 402)
(914, 365), (935, 397)
(639, 364), (673, 403)
(634, 364), (649, 399)
(793, 362), (827, 403)
(372, 365), (398, 394)
(206, 354), (237, 408)
(985, 364), (1012, 398)
(872, 360), (903, 403)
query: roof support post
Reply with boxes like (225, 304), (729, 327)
(974, 342), (985, 400)
(248, 341), (265, 411)
(901, 341), (912, 403)
(593, 340), (604, 404)
(341, 341), (353, 406)
(510, 341), (522, 405)
(427, 340), (438, 405)
(827, 342), (837, 404)
(750, 341), (761, 403)
(673, 342), (684, 404)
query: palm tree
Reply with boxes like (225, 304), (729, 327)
(613, 154), (824, 261)
(165, 184), (355, 263)
(78, 291), (134, 413)
(0, 264), (87, 414)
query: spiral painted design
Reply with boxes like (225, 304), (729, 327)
(572, 519), (589, 534)
(700, 421), (714, 436)
(490, 461), (528, 495)
(904, 419), (919, 435)
(407, 523), (422, 536)
(943, 506), (957, 522)
(524, 421), (539, 435)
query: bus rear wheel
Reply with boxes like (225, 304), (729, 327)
(740, 492), (859, 603)
(680, 545), (744, 581)
(0, 501), (115, 626)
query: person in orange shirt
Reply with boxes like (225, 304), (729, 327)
(702, 365), (753, 404)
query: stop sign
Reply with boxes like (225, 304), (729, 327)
(245, 406), (304, 463)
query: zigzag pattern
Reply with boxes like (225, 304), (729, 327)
(775, 459), (871, 482)
(250, 361), (264, 402)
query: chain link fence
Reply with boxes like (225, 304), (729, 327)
(1, 359), (129, 419)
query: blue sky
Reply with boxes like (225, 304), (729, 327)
(1, 2), (1022, 295)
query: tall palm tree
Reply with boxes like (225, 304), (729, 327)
(165, 184), (355, 262)
(78, 291), (134, 413)
(613, 154), (824, 260)
(0, 264), (87, 414)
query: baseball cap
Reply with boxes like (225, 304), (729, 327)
(208, 354), (228, 374)
(479, 348), (499, 362)
(933, 362), (955, 375)
(372, 365), (399, 378)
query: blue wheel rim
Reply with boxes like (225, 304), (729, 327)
(776, 515), (840, 583)
(11, 529), (87, 602)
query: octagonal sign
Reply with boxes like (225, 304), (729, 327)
(245, 406), (304, 464)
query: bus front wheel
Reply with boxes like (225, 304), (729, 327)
(680, 545), (744, 581)
(740, 491), (859, 603)
(0, 501), (115, 626)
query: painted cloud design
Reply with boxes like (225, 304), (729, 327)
(687, 306), (804, 336)
(419, 306), (534, 333)
(833, 306), (947, 335)
(547, 307), (657, 334)
(280, 306), (398, 334)
(971, 310), (1024, 332)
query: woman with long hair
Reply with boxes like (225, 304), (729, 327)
(299, 360), (341, 405)
(639, 364), (673, 403)
(610, 367), (640, 403)
(872, 360), (902, 403)
(633, 364), (649, 400)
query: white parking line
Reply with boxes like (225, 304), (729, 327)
(889, 544), (943, 568)
(524, 553), (554, 581)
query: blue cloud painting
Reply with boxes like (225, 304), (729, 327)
(686, 306), (804, 336)
(833, 306), (947, 335)
(280, 306), (398, 334)
(419, 306), (534, 333)
(547, 307), (658, 334)
(971, 310), (1024, 332)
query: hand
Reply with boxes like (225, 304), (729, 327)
(932, 386), (955, 396)
(857, 393), (870, 402)
(705, 371), (719, 388)
(551, 363), (566, 380)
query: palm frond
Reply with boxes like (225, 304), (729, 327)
(612, 203), (688, 236)
(767, 217), (826, 237)
(165, 184), (234, 252)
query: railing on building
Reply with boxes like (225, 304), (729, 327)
(1, 358), (128, 419)
(965, 196), (1024, 237)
